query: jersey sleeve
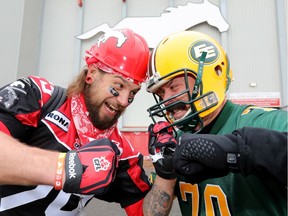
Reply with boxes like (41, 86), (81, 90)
(238, 106), (288, 131)
(0, 76), (54, 138)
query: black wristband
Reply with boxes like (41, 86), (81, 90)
(154, 162), (177, 179)
(155, 169), (177, 179)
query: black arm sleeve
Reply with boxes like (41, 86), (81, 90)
(228, 127), (287, 186)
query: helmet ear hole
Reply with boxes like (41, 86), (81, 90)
(214, 65), (222, 76)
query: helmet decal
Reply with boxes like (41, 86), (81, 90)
(97, 30), (128, 48)
(189, 40), (219, 64)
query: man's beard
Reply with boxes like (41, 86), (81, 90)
(84, 91), (122, 130)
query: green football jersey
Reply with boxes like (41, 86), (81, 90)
(175, 100), (287, 216)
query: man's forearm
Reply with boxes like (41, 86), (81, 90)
(143, 176), (176, 216)
(0, 131), (59, 186)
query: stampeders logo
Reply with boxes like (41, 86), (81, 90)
(93, 157), (111, 172)
(97, 30), (127, 48)
(77, 0), (229, 48)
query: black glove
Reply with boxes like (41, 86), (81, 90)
(148, 121), (177, 179)
(63, 138), (120, 194)
(173, 133), (240, 183)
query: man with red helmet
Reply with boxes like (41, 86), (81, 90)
(0, 28), (151, 215)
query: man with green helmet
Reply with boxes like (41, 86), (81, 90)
(143, 30), (287, 216)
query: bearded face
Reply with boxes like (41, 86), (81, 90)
(84, 87), (123, 130)
(82, 66), (141, 130)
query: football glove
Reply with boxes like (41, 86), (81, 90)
(148, 121), (177, 179)
(173, 133), (239, 183)
(62, 138), (120, 194)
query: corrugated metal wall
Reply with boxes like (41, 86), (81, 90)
(0, 0), (287, 130)
(0, 0), (25, 85)
(227, 0), (281, 94)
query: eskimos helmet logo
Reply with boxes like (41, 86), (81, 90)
(189, 40), (219, 64)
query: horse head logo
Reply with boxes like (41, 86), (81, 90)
(77, 0), (229, 48)
(97, 30), (127, 48)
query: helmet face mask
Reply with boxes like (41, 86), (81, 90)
(146, 31), (232, 132)
(147, 68), (219, 132)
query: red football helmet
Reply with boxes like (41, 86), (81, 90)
(85, 28), (150, 84)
